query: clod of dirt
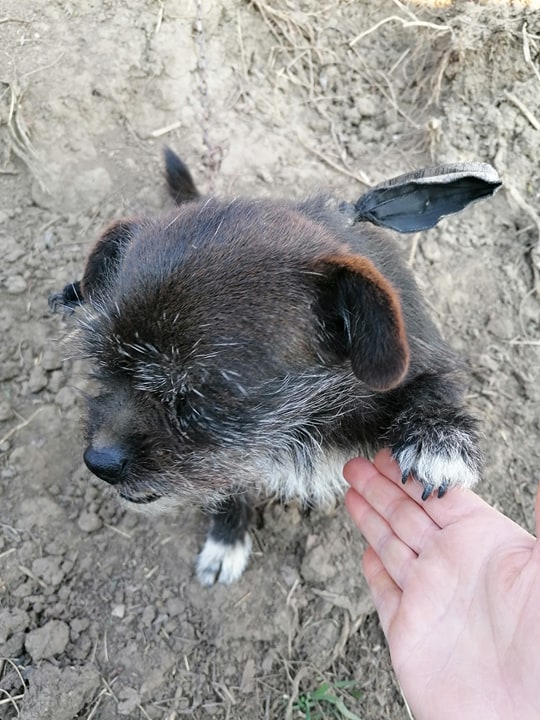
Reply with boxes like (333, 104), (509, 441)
(31, 556), (66, 587)
(5, 275), (28, 294)
(24, 619), (70, 661)
(301, 539), (339, 583)
(0, 401), (14, 421)
(41, 348), (63, 372)
(54, 386), (78, 409)
(0, 608), (30, 644)
(77, 510), (103, 533)
(19, 662), (100, 720)
(116, 687), (142, 716)
(28, 366), (48, 393)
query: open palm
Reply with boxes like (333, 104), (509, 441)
(344, 449), (540, 720)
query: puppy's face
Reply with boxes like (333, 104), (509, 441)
(74, 197), (409, 508)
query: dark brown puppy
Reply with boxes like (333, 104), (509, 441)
(50, 150), (481, 585)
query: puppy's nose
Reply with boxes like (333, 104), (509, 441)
(83, 445), (128, 484)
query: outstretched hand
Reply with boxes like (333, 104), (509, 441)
(344, 449), (540, 720)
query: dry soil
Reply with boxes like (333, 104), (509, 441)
(1, 1), (539, 719)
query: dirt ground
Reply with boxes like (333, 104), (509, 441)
(1, 1), (539, 718)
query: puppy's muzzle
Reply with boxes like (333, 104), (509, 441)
(83, 445), (128, 485)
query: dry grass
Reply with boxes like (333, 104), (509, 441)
(0, 657), (26, 718)
(1, 50), (63, 188)
(246, 0), (465, 181)
(1, 80), (44, 186)
(0, 408), (45, 448)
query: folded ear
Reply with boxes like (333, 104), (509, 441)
(81, 219), (136, 301)
(313, 254), (409, 391)
(353, 162), (502, 233)
(48, 280), (83, 314)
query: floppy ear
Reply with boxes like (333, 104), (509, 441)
(313, 254), (409, 391)
(352, 162), (502, 233)
(48, 280), (83, 314)
(48, 220), (136, 313)
(81, 219), (136, 301)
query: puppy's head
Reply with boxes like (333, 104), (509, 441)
(62, 195), (409, 508)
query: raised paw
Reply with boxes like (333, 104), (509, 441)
(392, 426), (482, 500)
(196, 533), (252, 586)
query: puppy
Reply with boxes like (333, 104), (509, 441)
(50, 149), (484, 585)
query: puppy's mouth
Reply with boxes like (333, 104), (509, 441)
(118, 490), (162, 504)
(115, 488), (181, 515)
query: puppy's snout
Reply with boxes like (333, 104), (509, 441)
(84, 445), (129, 484)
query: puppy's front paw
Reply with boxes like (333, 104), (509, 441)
(196, 533), (252, 586)
(391, 422), (482, 500)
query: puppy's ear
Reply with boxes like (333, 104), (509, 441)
(81, 220), (136, 301)
(313, 254), (409, 390)
(48, 280), (84, 314)
(164, 147), (199, 205)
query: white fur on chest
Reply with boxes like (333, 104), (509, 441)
(260, 448), (355, 506)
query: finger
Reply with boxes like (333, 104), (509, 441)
(362, 546), (401, 637)
(374, 448), (492, 527)
(345, 488), (416, 589)
(535, 481), (540, 539)
(344, 456), (439, 554)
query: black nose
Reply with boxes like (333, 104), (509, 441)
(83, 446), (128, 484)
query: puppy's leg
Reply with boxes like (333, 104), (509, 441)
(196, 495), (252, 586)
(387, 374), (482, 500)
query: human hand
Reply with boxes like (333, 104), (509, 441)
(344, 449), (540, 720)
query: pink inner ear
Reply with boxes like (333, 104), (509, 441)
(316, 253), (410, 391)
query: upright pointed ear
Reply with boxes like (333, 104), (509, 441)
(313, 254), (409, 391)
(164, 147), (199, 205)
(81, 219), (136, 301)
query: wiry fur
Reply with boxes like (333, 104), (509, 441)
(49, 149), (482, 585)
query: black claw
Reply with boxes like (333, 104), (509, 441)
(401, 470), (409, 485)
(437, 484), (448, 499)
(421, 484), (434, 501)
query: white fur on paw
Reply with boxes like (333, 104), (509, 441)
(196, 534), (252, 586)
(396, 442), (480, 497)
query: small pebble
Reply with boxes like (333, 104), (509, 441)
(77, 511), (102, 533)
(356, 97), (377, 117)
(5, 275), (27, 294)
(112, 604), (126, 619)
